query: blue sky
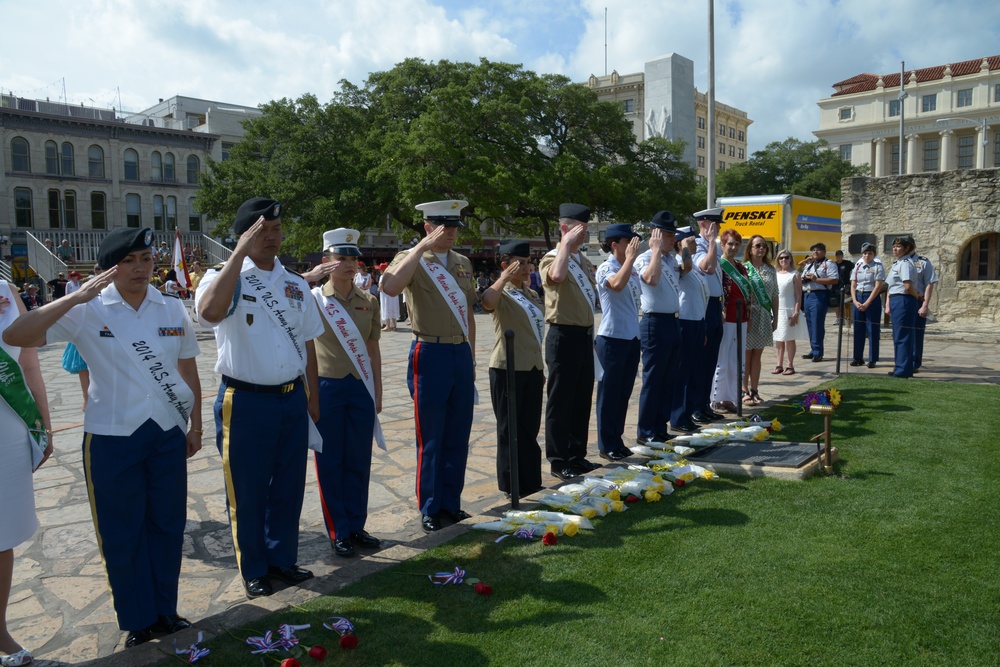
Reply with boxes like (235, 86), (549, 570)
(2, 0), (999, 152)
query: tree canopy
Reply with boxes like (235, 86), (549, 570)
(196, 58), (699, 256)
(714, 137), (868, 202)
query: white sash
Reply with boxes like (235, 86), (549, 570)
(548, 250), (604, 381)
(660, 252), (681, 297)
(626, 269), (642, 313)
(504, 287), (545, 348)
(95, 298), (192, 433)
(418, 257), (479, 404)
(313, 288), (386, 451)
(241, 269), (305, 363)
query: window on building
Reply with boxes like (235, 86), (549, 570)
(91, 192), (107, 229)
(64, 191), (76, 229)
(188, 197), (202, 231)
(718, 123), (725, 136)
(738, 130), (745, 142)
(46, 190), (76, 228)
(728, 127), (735, 139)
(697, 117), (705, 130)
(164, 152), (175, 182)
(697, 174), (704, 183)
(994, 132), (1000, 168)
(957, 88), (973, 107)
(697, 136), (705, 149)
(839, 107), (853, 121)
(719, 162), (726, 171)
(153, 195), (165, 230)
(622, 99), (635, 113)
(88, 145), (105, 178)
(891, 142), (900, 175)
(166, 196), (177, 230)
(697, 155), (705, 168)
(61, 142), (74, 176)
(45, 141), (59, 175)
(888, 100), (901, 117)
(840, 144), (852, 162)
(959, 233), (1000, 281)
(729, 145), (735, 157)
(719, 142), (726, 154)
(11, 137), (30, 172)
(151, 151), (163, 181)
(923, 139), (939, 172)
(958, 135), (975, 169)
(996, 84), (1000, 103)
(922, 94), (937, 113)
(221, 142), (235, 161)
(48, 190), (60, 228)
(126, 193), (141, 227)
(14, 188), (33, 227)
(186, 155), (200, 184)
(124, 149), (139, 181)
(738, 148), (745, 159)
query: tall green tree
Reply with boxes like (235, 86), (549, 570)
(715, 137), (867, 201)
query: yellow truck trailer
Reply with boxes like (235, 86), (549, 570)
(715, 195), (842, 260)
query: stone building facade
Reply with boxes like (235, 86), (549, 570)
(840, 169), (1000, 326)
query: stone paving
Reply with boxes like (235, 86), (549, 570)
(8, 313), (999, 666)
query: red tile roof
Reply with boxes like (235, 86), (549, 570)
(831, 55), (1000, 96)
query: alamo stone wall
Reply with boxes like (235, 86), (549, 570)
(841, 169), (1000, 327)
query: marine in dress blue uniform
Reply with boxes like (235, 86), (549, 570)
(380, 200), (478, 533)
(908, 242), (938, 371)
(849, 242), (885, 367)
(799, 242), (839, 361)
(595, 223), (642, 459)
(691, 208), (725, 423)
(196, 198), (324, 599)
(885, 236), (919, 378)
(4, 227), (202, 647)
(670, 227), (708, 431)
(634, 211), (683, 443)
(308, 229), (383, 558)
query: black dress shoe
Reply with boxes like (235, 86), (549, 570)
(267, 565), (314, 585)
(125, 629), (152, 648)
(619, 446), (633, 457)
(672, 421), (698, 433)
(334, 538), (355, 557)
(421, 514), (442, 532)
(802, 353), (814, 360)
(551, 467), (580, 481)
(440, 508), (473, 523)
(867, 361), (876, 368)
(244, 576), (273, 598)
(703, 409), (725, 420)
(599, 450), (627, 462)
(849, 359), (864, 366)
(811, 356), (824, 362)
(154, 614), (192, 634)
(691, 411), (713, 424)
(350, 530), (381, 549)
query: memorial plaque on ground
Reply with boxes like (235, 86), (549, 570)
(687, 440), (834, 480)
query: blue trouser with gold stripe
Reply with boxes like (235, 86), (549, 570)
(83, 419), (186, 631)
(314, 375), (375, 540)
(407, 340), (474, 517)
(215, 382), (308, 581)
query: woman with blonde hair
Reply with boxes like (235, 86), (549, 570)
(741, 235), (778, 405)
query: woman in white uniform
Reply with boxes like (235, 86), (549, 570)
(0, 281), (52, 667)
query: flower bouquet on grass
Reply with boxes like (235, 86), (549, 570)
(599, 467), (672, 501)
(632, 442), (696, 457)
(798, 388), (842, 414)
(472, 510), (585, 537)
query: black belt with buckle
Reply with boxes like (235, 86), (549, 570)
(222, 375), (301, 394)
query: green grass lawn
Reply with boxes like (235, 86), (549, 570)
(185, 375), (1000, 666)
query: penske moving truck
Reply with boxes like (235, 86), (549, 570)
(715, 195), (841, 260)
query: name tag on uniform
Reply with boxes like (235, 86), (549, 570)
(158, 327), (185, 337)
(242, 294), (257, 303)
(99, 327), (115, 338)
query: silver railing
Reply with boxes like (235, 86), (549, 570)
(0, 259), (12, 283)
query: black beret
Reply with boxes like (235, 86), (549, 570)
(98, 227), (153, 269)
(604, 223), (640, 242)
(860, 242), (876, 253)
(650, 210), (677, 232)
(810, 242), (826, 251)
(559, 203), (590, 223)
(892, 235), (915, 247)
(498, 239), (531, 257)
(234, 197), (282, 235)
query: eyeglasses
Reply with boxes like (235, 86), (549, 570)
(777, 256), (791, 261)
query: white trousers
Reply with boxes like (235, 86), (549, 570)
(711, 321), (747, 404)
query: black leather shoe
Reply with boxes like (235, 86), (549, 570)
(551, 467), (580, 481)
(267, 565), (314, 585)
(599, 450), (627, 461)
(811, 356), (824, 362)
(672, 421), (698, 433)
(125, 629), (152, 648)
(579, 459), (601, 471)
(154, 614), (192, 634)
(619, 446), (633, 457)
(350, 530), (381, 549)
(703, 409), (725, 420)
(691, 411), (713, 424)
(334, 538), (355, 557)
(244, 576), (273, 598)
(440, 508), (473, 523)
(421, 514), (442, 532)
(849, 359), (864, 367)
(802, 353), (814, 360)
(867, 361), (877, 368)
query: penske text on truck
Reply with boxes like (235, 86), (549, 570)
(715, 195), (841, 259)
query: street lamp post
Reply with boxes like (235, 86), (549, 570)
(936, 117), (988, 169)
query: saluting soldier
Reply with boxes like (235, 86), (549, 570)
(304, 229), (384, 558)
(669, 226), (705, 432)
(481, 239), (545, 498)
(380, 200), (478, 533)
(691, 208), (725, 424)
(4, 227), (202, 648)
(196, 197), (323, 599)
(540, 203), (600, 480)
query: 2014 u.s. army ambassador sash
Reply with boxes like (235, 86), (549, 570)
(549, 250), (604, 381)
(659, 252), (682, 299)
(419, 258), (479, 404)
(313, 288), (386, 451)
(504, 286), (545, 348)
(94, 300), (192, 433)
(241, 269), (305, 363)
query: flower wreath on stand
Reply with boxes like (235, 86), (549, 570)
(798, 387), (842, 414)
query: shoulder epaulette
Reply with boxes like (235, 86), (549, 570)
(286, 269), (303, 278)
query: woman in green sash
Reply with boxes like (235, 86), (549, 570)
(741, 235), (778, 406)
(1, 280), (52, 667)
(710, 230), (751, 413)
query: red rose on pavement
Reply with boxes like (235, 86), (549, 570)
(281, 659), (301, 667)
(674, 479), (686, 487)
(542, 532), (557, 546)
(308, 645), (328, 661)
(625, 494), (641, 504)
(340, 634), (359, 650)
(474, 582), (493, 596)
